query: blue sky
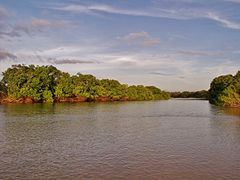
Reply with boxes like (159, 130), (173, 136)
(0, 0), (240, 91)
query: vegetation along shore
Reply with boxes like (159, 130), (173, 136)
(209, 71), (240, 107)
(0, 64), (170, 104)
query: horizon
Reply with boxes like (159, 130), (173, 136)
(0, 0), (240, 91)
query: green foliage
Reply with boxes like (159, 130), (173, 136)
(146, 86), (170, 100)
(72, 84), (90, 98)
(55, 72), (74, 98)
(0, 64), (170, 103)
(0, 81), (7, 94)
(127, 85), (154, 101)
(43, 90), (54, 103)
(170, 90), (209, 99)
(72, 74), (103, 99)
(2, 64), (61, 102)
(209, 71), (240, 106)
(0, 81), (7, 99)
(100, 79), (128, 100)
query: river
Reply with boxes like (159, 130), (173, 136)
(0, 99), (240, 179)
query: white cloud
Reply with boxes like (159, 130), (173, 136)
(32, 45), (109, 58)
(55, 4), (155, 18)
(205, 12), (240, 30)
(31, 18), (65, 28)
(0, 48), (17, 60)
(121, 31), (149, 41)
(0, 17), (65, 39)
(143, 39), (160, 46)
(119, 31), (160, 46)
(53, 3), (240, 30)
(177, 50), (225, 57)
(203, 60), (238, 76)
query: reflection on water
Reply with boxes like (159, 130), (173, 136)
(223, 107), (240, 117)
(0, 100), (240, 179)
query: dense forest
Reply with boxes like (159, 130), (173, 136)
(209, 71), (240, 107)
(170, 90), (209, 99)
(0, 64), (170, 103)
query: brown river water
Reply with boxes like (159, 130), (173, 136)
(0, 99), (240, 179)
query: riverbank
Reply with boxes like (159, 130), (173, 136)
(0, 96), (138, 104)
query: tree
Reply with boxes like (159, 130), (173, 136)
(100, 79), (128, 100)
(209, 71), (240, 106)
(1, 64), (61, 102)
(0, 81), (7, 98)
(55, 72), (74, 98)
(127, 85), (154, 101)
(146, 86), (170, 100)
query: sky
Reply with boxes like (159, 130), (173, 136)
(0, 0), (240, 91)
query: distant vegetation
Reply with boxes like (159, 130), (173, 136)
(0, 64), (170, 103)
(170, 90), (209, 99)
(209, 71), (240, 107)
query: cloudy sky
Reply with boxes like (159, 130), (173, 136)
(0, 0), (240, 91)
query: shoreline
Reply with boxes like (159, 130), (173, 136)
(0, 96), (122, 104)
(2, 97), (239, 108)
(0, 96), (167, 104)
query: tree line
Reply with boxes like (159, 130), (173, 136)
(0, 64), (170, 103)
(170, 90), (209, 99)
